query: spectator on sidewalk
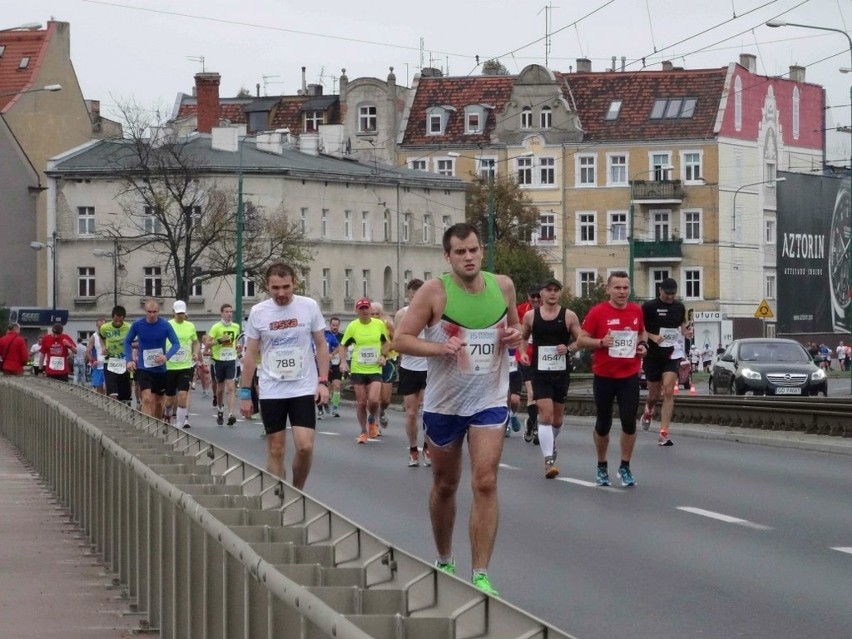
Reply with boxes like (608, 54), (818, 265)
(0, 324), (29, 376)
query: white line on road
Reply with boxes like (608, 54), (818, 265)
(678, 506), (772, 531)
(831, 547), (852, 555)
(557, 477), (622, 490)
(498, 463), (522, 470)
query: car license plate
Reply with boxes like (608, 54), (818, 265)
(775, 387), (802, 395)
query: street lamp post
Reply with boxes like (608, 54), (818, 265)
(29, 231), (57, 311)
(731, 177), (787, 234)
(628, 165), (673, 299)
(93, 241), (122, 307)
(767, 19), (852, 390)
(235, 134), (254, 326)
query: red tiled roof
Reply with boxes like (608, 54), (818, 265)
(563, 68), (728, 141)
(401, 75), (516, 146)
(0, 23), (53, 113)
(175, 94), (340, 132)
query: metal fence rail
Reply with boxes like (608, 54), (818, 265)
(0, 378), (576, 639)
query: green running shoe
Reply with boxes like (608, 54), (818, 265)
(472, 573), (499, 596)
(435, 560), (456, 575)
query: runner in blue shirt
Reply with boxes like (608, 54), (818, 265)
(124, 300), (181, 420)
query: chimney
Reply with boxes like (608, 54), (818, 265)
(789, 65), (806, 82)
(661, 60), (673, 71)
(195, 72), (221, 134)
(301, 66), (307, 95)
(739, 53), (757, 73)
(621, 56), (626, 72)
(339, 67), (349, 100)
(307, 83), (323, 96)
(576, 58), (592, 73)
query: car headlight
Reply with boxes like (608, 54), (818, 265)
(812, 369), (827, 381)
(740, 368), (762, 380)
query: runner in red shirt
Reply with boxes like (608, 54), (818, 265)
(577, 271), (647, 488)
(40, 323), (77, 382)
(0, 324), (28, 375)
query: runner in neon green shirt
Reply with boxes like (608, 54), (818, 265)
(204, 303), (241, 426)
(165, 300), (200, 428)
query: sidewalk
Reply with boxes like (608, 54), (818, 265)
(0, 437), (141, 639)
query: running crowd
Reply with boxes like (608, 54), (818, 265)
(0, 223), (711, 598)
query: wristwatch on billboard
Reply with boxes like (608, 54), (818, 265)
(828, 183), (850, 332)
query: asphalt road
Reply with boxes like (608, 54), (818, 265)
(182, 389), (852, 639)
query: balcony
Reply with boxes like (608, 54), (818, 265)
(633, 237), (683, 261)
(631, 180), (684, 202)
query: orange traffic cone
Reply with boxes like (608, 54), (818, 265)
(689, 384), (697, 395)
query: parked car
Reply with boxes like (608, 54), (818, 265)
(709, 338), (828, 396)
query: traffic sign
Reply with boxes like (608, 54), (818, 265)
(754, 299), (774, 319)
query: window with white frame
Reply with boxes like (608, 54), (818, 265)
(765, 273), (776, 299)
(478, 158), (496, 180)
(144, 266), (162, 297)
(577, 270), (597, 298)
(143, 206), (163, 234)
(792, 87), (800, 139)
(77, 267), (95, 297)
(577, 155), (596, 186)
(344, 269), (353, 299)
(383, 210), (391, 240)
(520, 106), (533, 129)
(516, 156), (533, 185)
(682, 152), (702, 182)
(300, 207), (308, 234)
(423, 271), (432, 281)
(765, 162), (777, 185)
(427, 107), (449, 135)
(343, 210), (352, 240)
(435, 158), (455, 176)
(465, 106), (484, 134)
(540, 106), (552, 129)
(607, 154), (627, 186)
(358, 104), (377, 133)
(539, 157), (555, 185)
(404, 270), (413, 287)
(361, 211), (371, 240)
(361, 270), (370, 297)
(683, 210), (701, 243)
(538, 212), (556, 243)
(650, 269), (670, 297)
(322, 268), (330, 298)
(402, 213), (411, 242)
(408, 159), (427, 171)
(651, 153), (672, 181)
(243, 275), (256, 298)
(422, 214), (432, 244)
(608, 211), (628, 244)
(77, 207), (95, 236)
(191, 278), (203, 297)
(765, 218), (776, 244)
(577, 212), (596, 245)
(321, 209), (329, 238)
(734, 75), (743, 131)
(304, 110), (324, 132)
(442, 215), (452, 235)
(652, 211), (671, 240)
(683, 269), (702, 299)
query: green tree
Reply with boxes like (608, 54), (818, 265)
(466, 175), (540, 247)
(561, 276), (609, 372)
(104, 101), (313, 301)
(493, 244), (551, 301)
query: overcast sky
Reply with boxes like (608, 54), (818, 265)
(6, 0), (850, 163)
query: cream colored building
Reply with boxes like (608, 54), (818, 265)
(46, 128), (465, 337)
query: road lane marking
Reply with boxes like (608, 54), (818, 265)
(498, 463), (522, 470)
(831, 547), (852, 555)
(678, 507), (772, 530)
(557, 477), (623, 491)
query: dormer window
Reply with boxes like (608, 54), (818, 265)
(520, 106), (533, 129)
(605, 100), (622, 120)
(18, 56), (30, 70)
(247, 110), (270, 133)
(304, 110), (324, 132)
(540, 106), (552, 129)
(0, 46), (5, 57)
(427, 106), (452, 136)
(464, 105), (486, 134)
(358, 104), (377, 133)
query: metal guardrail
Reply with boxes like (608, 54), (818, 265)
(564, 395), (852, 437)
(0, 378), (576, 639)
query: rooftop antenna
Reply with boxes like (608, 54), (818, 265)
(187, 55), (206, 72)
(317, 67), (340, 93)
(537, 3), (559, 67)
(261, 74), (282, 96)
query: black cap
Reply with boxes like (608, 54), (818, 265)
(528, 286), (542, 297)
(659, 277), (678, 292)
(540, 278), (563, 291)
